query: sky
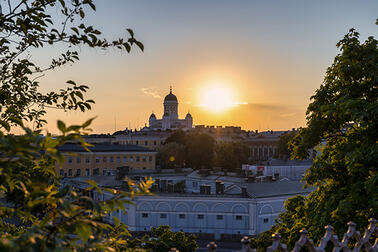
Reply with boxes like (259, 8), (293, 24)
(35, 0), (378, 134)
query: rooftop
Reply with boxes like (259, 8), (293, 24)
(57, 143), (156, 153)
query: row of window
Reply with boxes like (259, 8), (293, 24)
(60, 166), (153, 177)
(141, 213), (244, 220)
(68, 155), (153, 164)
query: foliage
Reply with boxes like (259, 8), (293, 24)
(0, 0), (143, 129)
(268, 22), (378, 249)
(186, 133), (215, 169)
(249, 230), (274, 252)
(274, 131), (297, 159)
(215, 142), (249, 172)
(164, 129), (187, 146)
(128, 225), (198, 252)
(160, 131), (216, 170)
(0, 0), (150, 251)
(156, 142), (186, 169)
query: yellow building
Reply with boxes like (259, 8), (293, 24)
(56, 143), (157, 177)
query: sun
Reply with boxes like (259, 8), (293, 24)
(200, 86), (236, 112)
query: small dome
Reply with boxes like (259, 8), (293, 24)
(164, 88), (178, 102)
(149, 113), (156, 119)
(185, 112), (192, 119)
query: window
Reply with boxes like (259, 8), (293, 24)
(136, 141), (139, 145)
(60, 169), (64, 176)
(76, 157), (81, 163)
(192, 181), (198, 187)
(142, 213), (148, 218)
(103, 156), (107, 163)
(85, 157), (90, 163)
(179, 214), (185, 219)
(130, 157), (134, 162)
(160, 213), (167, 219)
(103, 168), (107, 175)
(123, 157), (127, 163)
(76, 169), (81, 176)
(263, 218), (269, 223)
(116, 157), (121, 163)
(142, 156), (146, 162)
(236, 215), (242, 220)
(110, 157), (114, 163)
(93, 168), (99, 175)
(136, 156), (140, 162)
(153, 141), (157, 145)
(68, 169), (72, 176)
(149, 156), (152, 162)
(143, 167), (146, 170)
(85, 169), (90, 176)
(145, 141), (148, 145)
(68, 157), (73, 163)
(197, 214), (204, 220)
(216, 215), (223, 220)
(95, 157), (100, 163)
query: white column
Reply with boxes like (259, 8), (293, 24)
(248, 201), (257, 236)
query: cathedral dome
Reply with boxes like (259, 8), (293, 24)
(164, 89), (178, 102)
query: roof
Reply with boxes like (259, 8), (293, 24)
(245, 181), (313, 198)
(164, 91), (178, 102)
(57, 143), (155, 153)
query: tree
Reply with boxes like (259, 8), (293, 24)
(164, 129), (187, 146)
(268, 22), (378, 249)
(127, 225), (198, 252)
(0, 1), (150, 251)
(215, 142), (249, 172)
(186, 133), (215, 169)
(274, 131), (297, 159)
(157, 142), (186, 169)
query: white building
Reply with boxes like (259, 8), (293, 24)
(65, 170), (313, 240)
(148, 87), (193, 131)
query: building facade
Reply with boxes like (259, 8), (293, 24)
(65, 170), (312, 239)
(56, 143), (157, 177)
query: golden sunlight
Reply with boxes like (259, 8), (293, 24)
(200, 85), (236, 112)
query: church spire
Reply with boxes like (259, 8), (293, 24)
(170, 85), (172, 94)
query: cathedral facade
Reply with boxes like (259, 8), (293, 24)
(148, 88), (193, 131)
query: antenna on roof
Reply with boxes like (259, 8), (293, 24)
(114, 116), (116, 132)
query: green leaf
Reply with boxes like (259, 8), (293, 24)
(75, 224), (91, 243)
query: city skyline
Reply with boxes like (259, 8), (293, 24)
(33, 0), (378, 133)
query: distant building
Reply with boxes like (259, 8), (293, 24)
(56, 143), (156, 177)
(148, 87), (193, 131)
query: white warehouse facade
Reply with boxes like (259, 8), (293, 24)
(66, 171), (312, 240)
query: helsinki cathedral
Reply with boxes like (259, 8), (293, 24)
(148, 87), (193, 131)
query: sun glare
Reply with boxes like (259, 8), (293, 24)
(200, 86), (236, 112)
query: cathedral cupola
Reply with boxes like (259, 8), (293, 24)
(164, 86), (178, 102)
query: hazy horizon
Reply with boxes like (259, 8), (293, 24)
(29, 0), (377, 134)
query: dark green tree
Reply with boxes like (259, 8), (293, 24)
(0, 1), (150, 251)
(128, 225), (198, 252)
(268, 22), (378, 249)
(164, 129), (187, 146)
(157, 142), (186, 169)
(274, 131), (297, 159)
(215, 142), (249, 172)
(186, 133), (215, 169)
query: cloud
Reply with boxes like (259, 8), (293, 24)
(141, 88), (162, 99)
(243, 102), (285, 110)
(280, 113), (297, 118)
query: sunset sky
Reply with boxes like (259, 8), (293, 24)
(37, 0), (378, 134)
